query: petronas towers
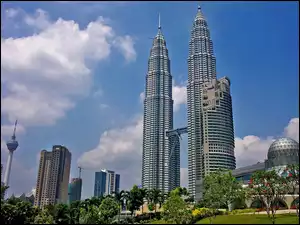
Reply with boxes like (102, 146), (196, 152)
(142, 6), (236, 200)
(142, 17), (177, 193)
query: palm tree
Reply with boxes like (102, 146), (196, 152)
(158, 192), (168, 209)
(151, 189), (161, 213)
(146, 189), (154, 204)
(139, 188), (148, 213)
(70, 200), (81, 224)
(113, 190), (128, 221)
(54, 203), (70, 224)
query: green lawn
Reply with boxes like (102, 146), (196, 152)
(196, 214), (299, 224)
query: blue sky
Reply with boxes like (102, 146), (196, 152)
(1, 1), (299, 199)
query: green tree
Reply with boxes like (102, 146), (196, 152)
(284, 164), (299, 217)
(99, 196), (119, 223)
(69, 200), (82, 224)
(221, 170), (245, 211)
(202, 174), (223, 224)
(162, 192), (192, 224)
(149, 188), (161, 212)
(127, 185), (143, 216)
(54, 203), (71, 224)
(158, 192), (168, 208)
(113, 190), (128, 221)
(79, 205), (102, 224)
(247, 169), (288, 224)
(203, 170), (244, 212)
(139, 188), (147, 213)
(34, 209), (54, 224)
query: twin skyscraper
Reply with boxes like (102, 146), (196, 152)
(142, 6), (236, 202)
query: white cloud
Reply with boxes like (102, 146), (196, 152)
(234, 117), (299, 168)
(172, 83), (187, 112)
(99, 104), (110, 110)
(1, 9), (136, 127)
(283, 117), (299, 142)
(78, 115), (143, 191)
(139, 92), (145, 103)
(1, 124), (26, 137)
(79, 116), (299, 193)
(113, 35), (137, 63)
(24, 8), (51, 30)
(5, 8), (20, 18)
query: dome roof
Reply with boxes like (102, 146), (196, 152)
(268, 137), (299, 153)
(266, 137), (299, 169)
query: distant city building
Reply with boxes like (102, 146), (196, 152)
(115, 174), (120, 194)
(34, 145), (72, 208)
(142, 16), (178, 193)
(94, 169), (120, 197)
(68, 178), (82, 203)
(232, 137), (299, 209)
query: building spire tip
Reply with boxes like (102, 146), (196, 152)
(158, 13), (161, 29)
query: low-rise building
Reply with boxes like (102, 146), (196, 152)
(232, 137), (299, 209)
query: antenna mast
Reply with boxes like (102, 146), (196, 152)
(78, 166), (82, 179)
(158, 13), (161, 29)
(12, 120), (18, 140)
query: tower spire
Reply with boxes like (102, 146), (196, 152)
(12, 119), (17, 140)
(158, 13), (161, 29)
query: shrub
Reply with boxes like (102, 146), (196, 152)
(134, 212), (161, 223)
(229, 208), (256, 215)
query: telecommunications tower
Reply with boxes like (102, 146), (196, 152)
(3, 120), (19, 186)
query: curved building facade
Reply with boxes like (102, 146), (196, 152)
(202, 77), (236, 175)
(142, 23), (177, 193)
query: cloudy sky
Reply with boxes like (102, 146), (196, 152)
(1, 1), (299, 199)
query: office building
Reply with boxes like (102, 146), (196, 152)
(201, 77), (236, 175)
(187, 6), (236, 201)
(34, 145), (71, 208)
(94, 169), (120, 197)
(142, 16), (178, 193)
(68, 178), (82, 203)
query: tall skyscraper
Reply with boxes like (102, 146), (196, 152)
(34, 145), (71, 208)
(142, 16), (179, 193)
(68, 178), (82, 203)
(187, 6), (235, 201)
(94, 169), (120, 197)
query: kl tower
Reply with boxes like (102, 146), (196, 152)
(3, 120), (19, 186)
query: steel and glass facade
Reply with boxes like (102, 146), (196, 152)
(94, 169), (120, 197)
(201, 77), (236, 175)
(68, 178), (82, 203)
(142, 24), (178, 193)
(187, 7), (235, 201)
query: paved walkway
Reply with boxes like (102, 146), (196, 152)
(246, 209), (297, 214)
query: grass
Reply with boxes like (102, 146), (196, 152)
(196, 214), (299, 224)
(148, 214), (298, 224)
